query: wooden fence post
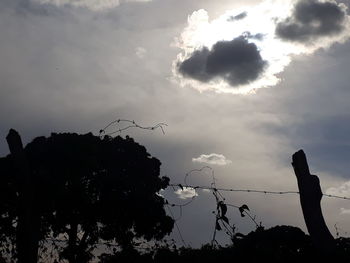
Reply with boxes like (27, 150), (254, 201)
(6, 129), (39, 263)
(292, 149), (335, 253)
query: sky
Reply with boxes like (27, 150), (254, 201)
(2, 0), (350, 248)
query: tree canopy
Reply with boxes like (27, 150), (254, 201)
(0, 132), (173, 262)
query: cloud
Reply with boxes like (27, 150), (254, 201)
(192, 153), (232, 166)
(32, 0), (152, 11)
(178, 36), (267, 86)
(174, 187), (198, 200)
(276, 0), (347, 42)
(173, 1), (350, 94)
(227, 11), (247, 22)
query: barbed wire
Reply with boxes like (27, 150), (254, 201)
(323, 194), (350, 200)
(168, 184), (350, 201)
(38, 182), (350, 258)
(99, 119), (167, 137)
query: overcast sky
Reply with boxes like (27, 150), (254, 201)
(2, 0), (350, 247)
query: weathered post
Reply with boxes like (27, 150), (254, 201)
(6, 129), (39, 263)
(292, 149), (335, 253)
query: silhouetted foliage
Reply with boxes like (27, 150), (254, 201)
(100, 225), (350, 263)
(2, 132), (350, 262)
(0, 132), (173, 262)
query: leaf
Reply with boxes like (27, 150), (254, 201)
(216, 221), (222, 231)
(221, 215), (229, 224)
(239, 204), (249, 217)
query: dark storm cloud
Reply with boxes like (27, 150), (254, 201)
(178, 36), (267, 86)
(227, 11), (247, 21)
(276, 0), (347, 42)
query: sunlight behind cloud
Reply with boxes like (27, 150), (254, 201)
(173, 0), (350, 94)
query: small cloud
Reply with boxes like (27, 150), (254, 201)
(340, 208), (350, 215)
(192, 153), (232, 166)
(178, 36), (267, 87)
(175, 187), (198, 200)
(276, 0), (347, 42)
(135, 47), (147, 59)
(227, 11), (247, 22)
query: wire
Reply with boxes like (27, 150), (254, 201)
(99, 119), (167, 137)
(169, 184), (350, 200)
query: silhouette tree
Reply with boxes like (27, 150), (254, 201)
(0, 130), (173, 262)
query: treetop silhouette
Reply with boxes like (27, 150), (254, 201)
(1, 130), (173, 262)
